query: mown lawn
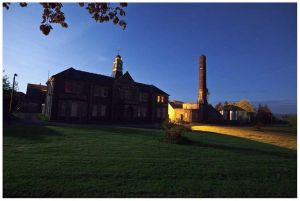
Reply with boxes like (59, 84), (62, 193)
(3, 124), (297, 198)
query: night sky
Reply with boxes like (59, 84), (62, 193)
(3, 3), (297, 113)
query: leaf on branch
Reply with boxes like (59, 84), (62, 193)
(119, 20), (127, 30)
(6, 2), (128, 35)
(119, 9), (125, 16)
(3, 3), (11, 10)
(40, 24), (52, 35)
(19, 3), (27, 7)
(113, 16), (119, 24)
(120, 3), (128, 7)
(61, 22), (68, 28)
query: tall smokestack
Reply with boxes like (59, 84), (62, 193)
(198, 55), (207, 104)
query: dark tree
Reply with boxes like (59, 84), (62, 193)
(3, 2), (128, 35)
(3, 71), (11, 91)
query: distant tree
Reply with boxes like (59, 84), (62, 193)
(257, 104), (273, 124)
(235, 99), (255, 113)
(3, 3), (128, 35)
(215, 102), (223, 111)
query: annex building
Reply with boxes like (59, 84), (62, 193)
(44, 54), (169, 123)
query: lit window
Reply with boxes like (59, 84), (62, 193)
(161, 96), (164, 103)
(157, 95), (160, 103)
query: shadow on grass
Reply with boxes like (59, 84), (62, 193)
(178, 136), (296, 159)
(3, 125), (63, 142)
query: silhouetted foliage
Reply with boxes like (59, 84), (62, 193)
(3, 71), (11, 91)
(256, 104), (274, 125)
(215, 102), (223, 111)
(3, 2), (127, 35)
(235, 99), (255, 113)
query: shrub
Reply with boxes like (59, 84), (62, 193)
(255, 122), (264, 131)
(162, 120), (188, 144)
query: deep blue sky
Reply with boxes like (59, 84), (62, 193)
(3, 3), (297, 113)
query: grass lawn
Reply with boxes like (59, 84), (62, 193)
(3, 124), (297, 198)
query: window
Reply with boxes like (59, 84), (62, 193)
(139, 93), (148, 102)
(162, 108), (167, 118)
(100, 105), (106, 117)
(124, 89), (131, 99)
(71, 102), (78, 117)
(120, 88), (132, 100)
(65, 81), (83, 94)
(94, 86), (101, 97)
(137, 107), (141, 117)
(157, 95), (165, 103)
(77, 102), (87, 118)
(59, 101), (67, 116)
(92, 104), (106, 117)
(92, 104), (98, 117)
(65, 81), (73, 93)
(102, 88), (108, 97)
(142, 107), (147, 117)
(157, 108), (161, 118)
(94, 86), (109, 97)
(157, 95), (161, 103)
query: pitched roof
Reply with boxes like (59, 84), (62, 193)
(222, 104), (245, 111)
(115, 71), (134, 82)
(169, 101), (183, 109)
(151, 85), (169, 95)
(52, 67), (114, 85)
(135, 82), (169, 96)
(51, 67), (169, 95)
(27, 83), (47, 92)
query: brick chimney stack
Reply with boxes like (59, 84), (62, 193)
(198, 55), (207, 105)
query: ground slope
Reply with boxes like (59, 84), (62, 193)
(3, 124), (297, 198)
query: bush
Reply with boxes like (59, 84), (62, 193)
(287, 115), (297, 127)
(255, 122), (264, 131)
(162, 120), (188, 144)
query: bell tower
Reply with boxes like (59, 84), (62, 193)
(112, 51), (123, 79)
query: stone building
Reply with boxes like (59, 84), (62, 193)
(216, 100), (255, 123)
(22, 83), (47, 112)
(219, 104), (249, 122)
(44, 54), (169, 123)
(168, 55), (222, 123)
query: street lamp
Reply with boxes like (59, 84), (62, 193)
(9, 73), (18, 113)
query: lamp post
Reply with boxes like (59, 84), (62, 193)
(9, 73), (18, 113)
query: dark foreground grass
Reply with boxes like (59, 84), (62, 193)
(3, 124), (297, 198)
